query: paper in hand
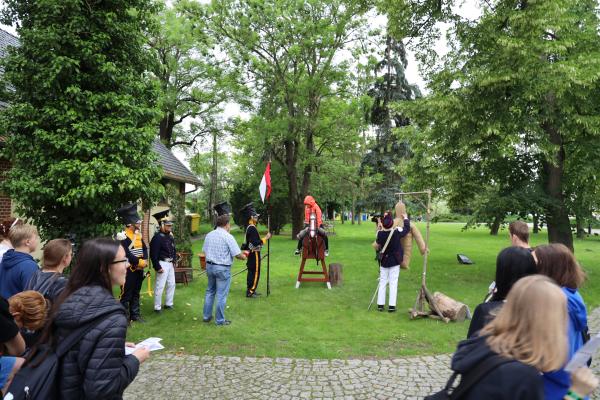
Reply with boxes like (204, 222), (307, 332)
(565, 332), (599, 373)
(125, 337), (165, 355)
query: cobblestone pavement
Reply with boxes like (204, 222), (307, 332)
(124, 307), (600, 400)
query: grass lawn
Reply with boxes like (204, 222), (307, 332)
(126, 222), (600, 359)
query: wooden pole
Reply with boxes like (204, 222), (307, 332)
(422, 190), (431, 287)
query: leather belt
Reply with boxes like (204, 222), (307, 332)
(206, 260), (231, 267)
(160, 258), (173, 262)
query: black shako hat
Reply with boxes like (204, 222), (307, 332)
(152, 209), (173, 225)
(213, 201), (232, 216)
(116, 203), (142, 226)
(240, 202), (259, 222)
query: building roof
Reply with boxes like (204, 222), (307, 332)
(0, 28), (19, 60)
(0, 28), (19, 110)
(153, 138), (201, 186)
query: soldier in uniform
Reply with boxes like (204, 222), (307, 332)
(150, 209), (176, 314)
(116, 204), (149, 323)
(240, 203), (271, 298)
(213, 202), (231, 227)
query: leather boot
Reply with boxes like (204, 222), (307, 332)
(130, 295), (145, 323)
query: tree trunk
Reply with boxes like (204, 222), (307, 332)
(433, 292), (468, 322)
(208, 130), (218, 226)
(532, 213), (540, 234)
(489, 215), (502, 235)
(351, 197), (356, 225)
(576, 214), (585, 239)
(541, 121), (574, 252)
(159, 111), (175, 147)
(283, 139), (304, 239)
(328, 263), (343, 286)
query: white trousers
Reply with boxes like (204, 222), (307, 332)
(378, 265), (400, 307)
(154, 261), (175, 310)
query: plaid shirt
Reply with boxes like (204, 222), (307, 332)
(202, 227), (241, 266)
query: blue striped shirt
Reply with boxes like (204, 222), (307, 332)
(202, 227), (241, 266)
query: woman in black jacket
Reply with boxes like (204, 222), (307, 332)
(466, 246), (537, 338)
(436, 275), (597, 400)
(32, 238), (149, 399)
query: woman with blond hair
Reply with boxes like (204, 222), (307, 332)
(430, 275), (597, 399)
(534, 243), (589, 400)
(26, 238), (72, 302)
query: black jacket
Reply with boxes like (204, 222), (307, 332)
(466, 301), (503, 339)
(245, 224), (263, 252)
(149, 231), (176, 271)
(53, 285), (139, 400)
(450, 335), (544, 400)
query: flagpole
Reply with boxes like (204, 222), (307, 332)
(267, 158), (271, 297)
(267, 203), (271, 297)
(260, 160), (272, 297)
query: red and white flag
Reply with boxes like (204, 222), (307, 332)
(259, 162), (271, 203)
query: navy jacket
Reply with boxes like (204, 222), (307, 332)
(25, 270), (67, 302)
(449, 334), (544, 399)
(53, 285), (139, 399)
(0, 249), (39, 299)
(149, 231), (176, 271)
(376, 218), (410, 268)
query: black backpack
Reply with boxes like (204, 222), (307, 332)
(425, 355), (515, 399)
(3, 312), (117, 400)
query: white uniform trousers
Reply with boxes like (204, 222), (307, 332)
(154, 260), (175, 310)
(377, 265), (400, 307)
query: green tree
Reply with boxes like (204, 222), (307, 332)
(394, 0), (600, 251)
(188, 129), (234, 222)
(0, 0), (162, 242)
(206, 0), (369, 237)
(166, 183), (191, 252)
(361, 35), (421, 212)
(150, 0), (242, 149)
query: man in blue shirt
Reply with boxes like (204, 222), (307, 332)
(202, 214), (247, 325)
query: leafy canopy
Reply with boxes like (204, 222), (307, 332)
(0, 0), (163, 241)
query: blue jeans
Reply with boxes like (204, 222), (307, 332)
(202, 264), (231, 324)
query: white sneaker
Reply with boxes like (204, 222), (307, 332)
(325, 250), (329, 257)
(294, 249), (301, 255)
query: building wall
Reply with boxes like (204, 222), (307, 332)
(0, 157), (12, 221)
